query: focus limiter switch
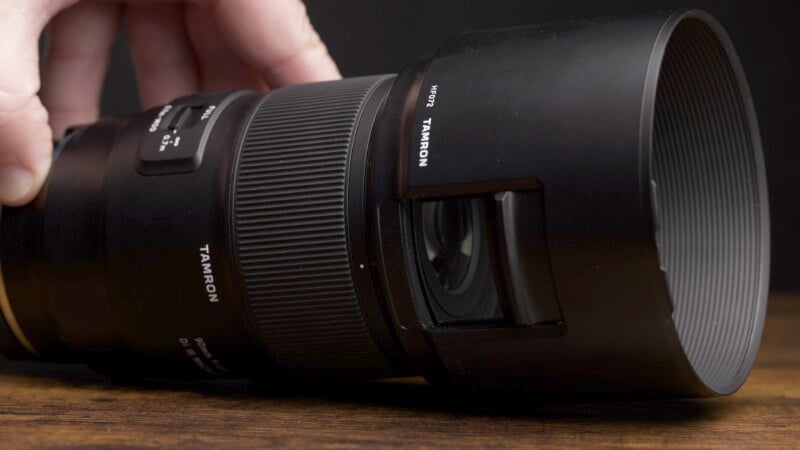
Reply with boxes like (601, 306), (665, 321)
(167, 105), (204, 131)
(137, 93), (234, 175)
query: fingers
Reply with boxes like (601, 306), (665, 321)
(0, 96), (52, 206)
(210, 0), (341, 87)
(0, 0), (76, 205)
(184, 2), (267, 92)
(41, 1), (124, 138)
(131, 0), (338, 104)
(0, 0), (339, 207)
(127, 3), (200, 109)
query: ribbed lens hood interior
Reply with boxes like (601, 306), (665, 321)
(652, 17), (768, 394)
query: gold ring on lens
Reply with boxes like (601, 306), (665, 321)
(0, 262), (38, 355)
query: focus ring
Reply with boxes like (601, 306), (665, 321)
(233, 76), (390, 376)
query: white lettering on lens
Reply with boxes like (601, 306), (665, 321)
(199, 244), (219, 303)
(149, 104), (173, 133)
(419, 117), (432, 168)
(426, 84), (438, 108)
(201, 105), (217, 120)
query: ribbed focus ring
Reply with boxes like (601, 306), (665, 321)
(233, 76), (390, 376)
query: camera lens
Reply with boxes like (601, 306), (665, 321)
(0, 10), (770, 397)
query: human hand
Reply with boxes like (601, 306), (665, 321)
(0, 0), (339, 205)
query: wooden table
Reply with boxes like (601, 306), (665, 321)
(0, 295), (798, 449)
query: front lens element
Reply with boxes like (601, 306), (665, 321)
(414, 198), (501, 323)
(421, 199), (476, 293)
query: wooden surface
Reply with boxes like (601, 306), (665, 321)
(0, 295), (798, 449)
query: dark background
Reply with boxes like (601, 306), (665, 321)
(97, 0), (799, 291)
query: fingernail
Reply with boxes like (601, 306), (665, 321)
(0, 166), (35, 205)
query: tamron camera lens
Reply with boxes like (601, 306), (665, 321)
(0, 10), (769, 397)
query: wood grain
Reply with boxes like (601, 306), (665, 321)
(0, 295), (798, 449)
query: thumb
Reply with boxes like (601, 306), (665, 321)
(0, 1), (75, 206)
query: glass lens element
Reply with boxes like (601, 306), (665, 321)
(421, 200), (475, 292)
